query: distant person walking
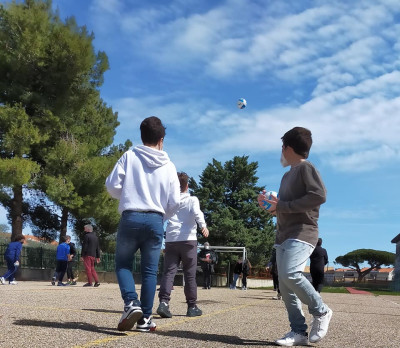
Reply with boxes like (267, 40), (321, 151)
(106, 116), (180, 332)
(81, 224), (101, 287)
(230, 257), (243, 290)
(310, 238), (328, 293)
(157, 172), (209, 319)
(267, 249), (281, 300)
(0, 234), (25, 285)
(242, 258), (251, 290)
(66, 240), (77, 285)
(198, 242), (217, 289)
(54, 235), (72, 286)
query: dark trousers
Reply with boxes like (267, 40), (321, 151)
(203, 267), (212, 288)
(2, 259), (18, 282)
(242, 273), (248, 287)
(159, 240), (198, 306)
(311, 269), (325, 293)
(67, 261), (75, 279)
(271, 270), (280, 293)
(56, 260), (68, 282)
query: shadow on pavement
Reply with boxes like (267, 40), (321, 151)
(155, 330), (275, 346)
(13, 319), (125, 336)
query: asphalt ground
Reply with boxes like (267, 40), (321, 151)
(0, 281), (399, 348)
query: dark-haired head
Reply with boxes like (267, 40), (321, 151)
(140, 116), (166, 146)
(317, 238), (322, 246)
(14, 234), (25, 242)
(177, 172), (189, 193)
(281, 127), (312, 159)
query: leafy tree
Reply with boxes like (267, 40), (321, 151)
(29, 205), (60, 242)
(0, 224), (10, 233)
(0, 0), (119, 240)
(335, 249), (395, 282)
(192, 156), (276, 268)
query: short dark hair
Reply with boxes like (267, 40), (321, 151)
(317, 238), (322, 246)
(60, 235), (68, 243)
(281, 127), (312, 158)
(14, 234), (25, 242)
(140, 116), (166, 146)
(177, 172), (189, 192)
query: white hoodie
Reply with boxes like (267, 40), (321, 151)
(165, 192), (207, 242)
(105, 145), (180, 220)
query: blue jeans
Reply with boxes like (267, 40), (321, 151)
(275, 240), (328, 334)
(231, 273), (240, 288)
(2, 259), (18, 282)
(115, 211), (164, 317)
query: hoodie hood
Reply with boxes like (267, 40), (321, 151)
(133, 145), (170, 168)
(180, 192), (190, 200)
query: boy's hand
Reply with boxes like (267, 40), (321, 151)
(96, 258), (101, 264)
(258, 190), (278, 214)
(202, 227), (209, 238)
(257, 190), (267, 208)
(14, 261), (19, 266)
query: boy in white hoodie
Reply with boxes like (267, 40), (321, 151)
(156, 172), (209, 319)
(105, 116), (180, 332)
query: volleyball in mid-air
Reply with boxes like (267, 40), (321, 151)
(237, 98), (247, 109)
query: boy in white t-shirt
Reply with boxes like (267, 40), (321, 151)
(157, 172), (209, 318)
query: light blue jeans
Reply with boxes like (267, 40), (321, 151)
(275, 240), (328, 334)
(115, 211), (164, 317)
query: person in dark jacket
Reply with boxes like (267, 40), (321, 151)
(242, 258), (252, 290)
(230, 257), (243, 289)
(1, 234), (25, 285)
(198, 242), (217, 289)
(67, 241), (77, 285)
(310, 238), (328, 293)
(81, 224), (101, 287)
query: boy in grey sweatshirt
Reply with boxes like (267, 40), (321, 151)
(258, 127), (332, 347)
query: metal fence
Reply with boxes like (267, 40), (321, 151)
(0, 243), (142, 273)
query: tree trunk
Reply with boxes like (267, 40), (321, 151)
(60, 206), (69, 242)
(11, 185), (23, 241)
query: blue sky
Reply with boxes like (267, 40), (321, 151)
(1, 0), (400, 266)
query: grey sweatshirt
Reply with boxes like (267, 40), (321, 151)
(275, 160), (326, 246)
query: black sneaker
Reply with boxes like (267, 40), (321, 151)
(156, 302), (172, 318)
(187, 305), (202, 317)
(83, 283), (93, 287)
(70, 281), (77, 285)
(94, 282), (100, 287)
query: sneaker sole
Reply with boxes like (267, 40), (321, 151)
(117, 310), (143, 331)
(136, 325), (156, 332)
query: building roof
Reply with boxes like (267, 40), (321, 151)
(391, 233), (400, 244)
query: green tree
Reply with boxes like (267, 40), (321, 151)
(192, 156), (276, 267)
(335, 249), (395, 282)
(0, 224), (10, 233)
(0, 0), (119, 240)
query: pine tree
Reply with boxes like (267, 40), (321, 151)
(192, 156), (276, 267)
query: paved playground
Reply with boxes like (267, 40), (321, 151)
(0, 282), (398, 347)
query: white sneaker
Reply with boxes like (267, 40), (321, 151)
(275, 331), (308, 346)
(136, 315), (156, 332)
(117, 301), (143, 331)
(309, 307), (333, 343)
(9, 281), (17, 285)
(0, 277), (5, 285)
